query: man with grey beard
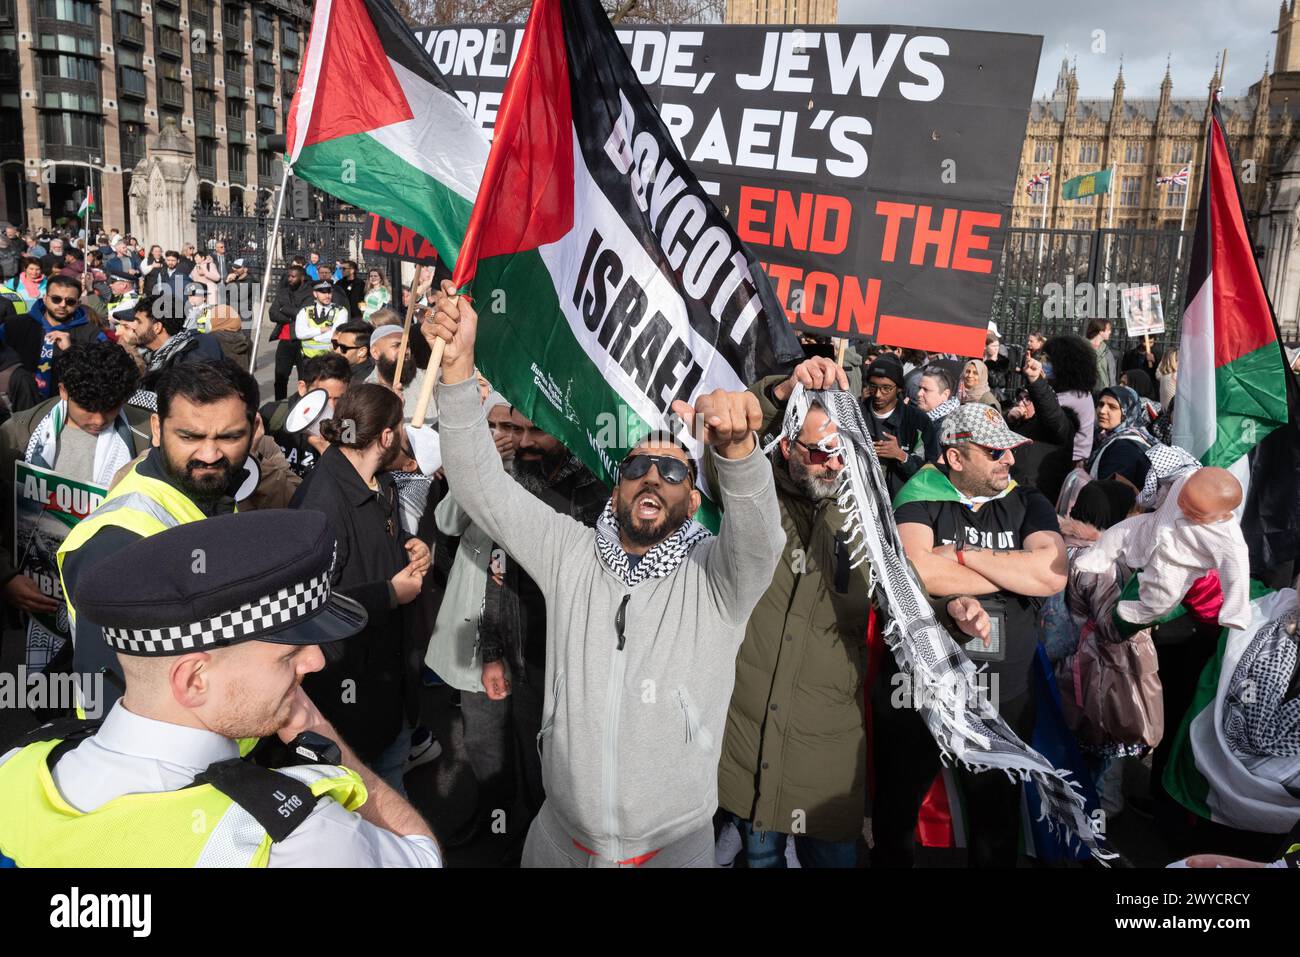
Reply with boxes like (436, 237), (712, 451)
(462, 405), (605, 862)
(716, 357), (989, 868)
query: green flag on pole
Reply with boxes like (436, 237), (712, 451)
(1061, 169), (1112, 200)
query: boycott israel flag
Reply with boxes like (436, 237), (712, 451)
(450, 0), (803, 503)
(1172, 100), (1290, 486)
(286, 0), (488, 268)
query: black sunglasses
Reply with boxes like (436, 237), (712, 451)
(332, 340), (364, 352)
(970, 443), (1011, 461)
(47, 294), (79, 306)
(795, 439), (840, 464)
(618, 453), (690, 485)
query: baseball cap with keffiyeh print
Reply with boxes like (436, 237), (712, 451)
(938, 403), (1031, 450)
(74, 510), (367, 657)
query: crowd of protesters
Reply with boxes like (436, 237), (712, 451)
(0, 219), (1297, 870)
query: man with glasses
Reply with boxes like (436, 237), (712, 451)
(332, 320), (375, 381)
(876, 404), (1068, 868)
(22, 275), (106, 401)
(425, 281), (784, 867)
(716, 356), (989, 867)
(860, 353), (928, 498)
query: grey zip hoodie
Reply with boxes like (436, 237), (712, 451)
(438, 377), (784, 861)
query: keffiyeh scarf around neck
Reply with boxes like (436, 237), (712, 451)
(926, 395), (960, 422)
(593, 501), (710, 587)
(145, 328), (198, 372)
(767, 383), (1115, 861)
(24, 400), (135, 486)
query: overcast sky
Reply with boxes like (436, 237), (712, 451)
(839, 0), (1279, 99)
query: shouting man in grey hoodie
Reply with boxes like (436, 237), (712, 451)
(424, 282), (785, 868)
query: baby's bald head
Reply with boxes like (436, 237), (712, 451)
(1177, 467), (1242, 524)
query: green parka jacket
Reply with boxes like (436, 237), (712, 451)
(716, 375), (873, 842)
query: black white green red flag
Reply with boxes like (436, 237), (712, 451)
(285, 0), (487, 269)
(451, 0), (804, 498)
(1172, 101), (1289, 477)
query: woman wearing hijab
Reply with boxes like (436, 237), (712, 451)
(1119, 366), (1162, 421)
(959, 358), (998, 407)
(1088, 386), (1154, 487)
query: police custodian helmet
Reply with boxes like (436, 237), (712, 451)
(73, 509), (367, 656)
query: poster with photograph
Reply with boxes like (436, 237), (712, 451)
(1121, 284), (1166, 337)
(13, 461), (107, 668)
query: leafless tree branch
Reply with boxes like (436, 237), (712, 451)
(392, 0), (723, 26)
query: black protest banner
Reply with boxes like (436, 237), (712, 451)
(413, 23), (1040, 356)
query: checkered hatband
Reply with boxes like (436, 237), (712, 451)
(103, 571), (332, 655)
(127, 389), (157, 412)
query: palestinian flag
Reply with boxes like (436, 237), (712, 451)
(1172, 100), (1289, 475)
(77, 186), (95, 218)
(1163, 584), (1300, 835)
(286, 0), (487, 268)
(452, 0), (802, 504)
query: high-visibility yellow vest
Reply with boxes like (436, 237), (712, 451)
(104, 294), (137, 320)
(55, 462), (245, 747)
(0, 288), (29, 315)
(299, 304), (345, 358)
(57, 461), (218, 631)
(0, 736), (366, 867)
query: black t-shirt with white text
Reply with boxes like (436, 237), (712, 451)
(895, 485), (1060, 698)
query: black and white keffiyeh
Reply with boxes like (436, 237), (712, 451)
(593, 501), (710, 587)
(926, 395), (960, 422)
(767, 383), (1115, 861)
(391, 470), (434, 536)
(1224, 608), (1300, 767)
(145, 328), (198, 373)
(1138, 443), (1201, 510)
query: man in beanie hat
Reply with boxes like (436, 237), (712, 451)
(861, 352), (929, 498)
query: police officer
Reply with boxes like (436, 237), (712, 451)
(295, 280), (349, 361)
(0, 273), (31, 325)
(57, 359), (259, 715)
(103, 268), (139, 320)
(0, 509), (442, 867)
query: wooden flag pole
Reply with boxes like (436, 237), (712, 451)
(836, 337), (848, 369)
(391, 265), (424, 389)
(411, 300), (450, 428)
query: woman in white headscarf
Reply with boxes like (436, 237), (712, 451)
(959, 358), (998, 407)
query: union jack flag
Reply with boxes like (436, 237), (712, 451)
(1156, 165), (1191, 187)
(1026, 169), (1051, 195)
